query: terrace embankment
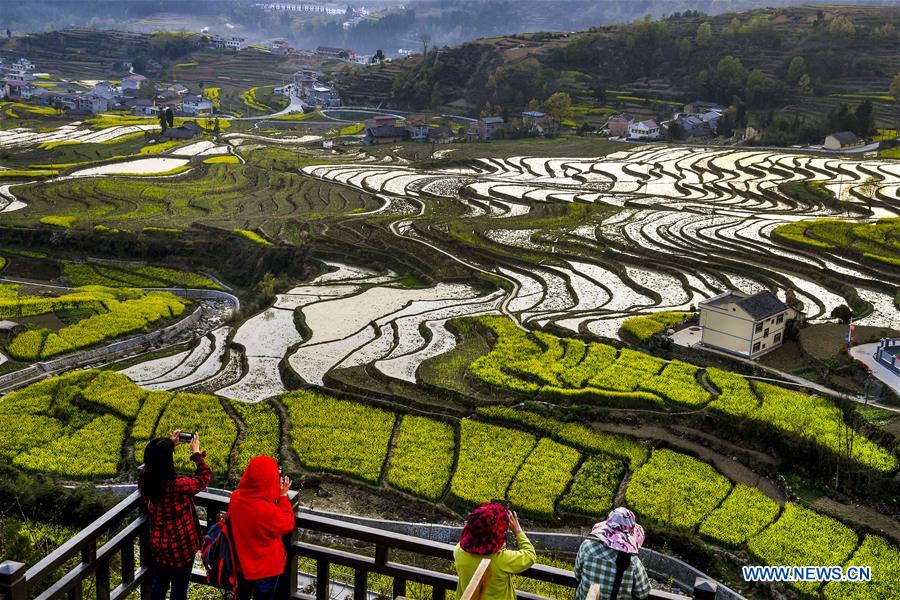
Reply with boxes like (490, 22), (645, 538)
(0, 224), (313, 289)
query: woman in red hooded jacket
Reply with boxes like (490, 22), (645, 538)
(229, 456), (296, 600)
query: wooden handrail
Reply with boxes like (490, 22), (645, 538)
(0, 489), (695, 600)
(459, 558), (492, 600)
(586, 583), (601, 600)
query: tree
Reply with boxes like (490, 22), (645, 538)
(372, 49), (385, 64)
(418, 32), (432, 55)
(828, 15), (855, 36)
(890, 73), (900, 104)
(158, 110), (168, 133)
(137, 83), (157, 100)
(542, 91), (572, 129)
(678, 37), (692, 60)
(797, 73), (812, 95)
(5, 29), (10, 39)
(723, 17), (741, 36)
(165, 107), (174, 129)
(831, 305), (852, 324)
(525, 98), (541, 112)
(854, 100), (875, 137)
(786, 56), (807, 85)
(667, 121), (683, 140)
(696, 22), (712, 46)
(871, 23), (895, 39)
(480, 101), (495, 118)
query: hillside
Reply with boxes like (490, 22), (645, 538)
(338, 4), (900, 128)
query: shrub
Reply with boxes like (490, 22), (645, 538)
(698, 484), (780, 547)
(387, 416), (455, 501)
(626, 449), (731, 531)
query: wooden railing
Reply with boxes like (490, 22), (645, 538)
(0, 491), (714, 600)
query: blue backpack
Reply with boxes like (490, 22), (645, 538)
(202, 514), (239, 595)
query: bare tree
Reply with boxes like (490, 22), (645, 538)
(418, 32), (432, 56)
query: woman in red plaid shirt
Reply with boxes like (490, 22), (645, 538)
(139, 431), (212, 600)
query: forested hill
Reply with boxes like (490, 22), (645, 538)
(337, 4), (900, 125)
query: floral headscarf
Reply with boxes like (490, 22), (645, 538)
(590, 507), (645, 554)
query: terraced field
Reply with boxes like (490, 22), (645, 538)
(3, 121), (899, 597)
(3, 369), (899, 597)
(301, 145), (900, 334)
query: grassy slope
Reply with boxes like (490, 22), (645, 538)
(338, 5), (900, 124)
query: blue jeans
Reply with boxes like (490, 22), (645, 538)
(238, 575), (279, 600)
(150, 563), (191, 600)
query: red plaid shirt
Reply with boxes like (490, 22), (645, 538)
(140, 452), (212, 568)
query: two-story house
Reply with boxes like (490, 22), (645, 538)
(181, 94), (213, 116)
(628, 119), (661, 139)
(698, 290), (795, 358)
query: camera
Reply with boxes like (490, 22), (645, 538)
(178, 432), (195, 443)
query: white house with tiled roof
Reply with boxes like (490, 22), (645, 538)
(628, 119), (661, 139)
(699, 290), (796, 358)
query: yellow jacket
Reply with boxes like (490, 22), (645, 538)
(454, 532), (537, 600)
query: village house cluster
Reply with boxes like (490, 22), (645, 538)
(604, 100), (727, 141)
(0, 55), (214, 117)
(275, 68), (342, 108)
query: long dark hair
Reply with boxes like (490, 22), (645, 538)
(142, 438), (176, 500)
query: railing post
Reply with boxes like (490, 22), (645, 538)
(392, 576), (407, 599)
(0, 561), (28, 600)
(353, 569), (367, 600)
(138, 503), (152, 600)
(315, 560), (329, 600)
(276, 524), (298, 600)
(692, 577), (717, 600)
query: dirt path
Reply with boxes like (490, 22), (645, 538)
(592, 422), (786, 504)
(811, 497), (900, 545)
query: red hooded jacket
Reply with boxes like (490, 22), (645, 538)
(229, 456), (296, 581)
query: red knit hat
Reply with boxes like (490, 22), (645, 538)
(459, 503), (509, 555)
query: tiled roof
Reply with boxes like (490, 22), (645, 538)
(829, 131), (861, 145)
(736, 291), (789, 320)
(702, 290), (788, 320)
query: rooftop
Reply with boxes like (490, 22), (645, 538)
(701, 290), (789, 320)
(828, 131), (862, 144)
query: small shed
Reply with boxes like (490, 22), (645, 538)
(0, 320), (27, 343)
(824, 131), (864, 150)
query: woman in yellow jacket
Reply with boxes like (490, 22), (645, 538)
(454, 503), (536, 600)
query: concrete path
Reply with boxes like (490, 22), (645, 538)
(849, 342), (900, 396)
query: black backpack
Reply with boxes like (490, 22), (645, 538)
(201, 514), (239, 595)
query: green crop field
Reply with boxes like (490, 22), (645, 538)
(0, 370), (898, 593)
